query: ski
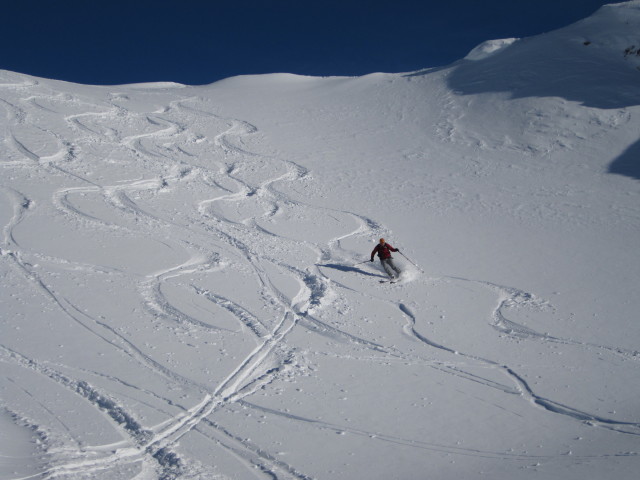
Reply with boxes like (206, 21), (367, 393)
(379, 279), (397, 284)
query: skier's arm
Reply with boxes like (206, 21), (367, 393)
(370, 245), (379, 261)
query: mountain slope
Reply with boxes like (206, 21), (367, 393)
(1, 3), (639, 479)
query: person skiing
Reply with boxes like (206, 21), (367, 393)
(370, 238), (402, 279)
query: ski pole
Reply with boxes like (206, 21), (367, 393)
(399, 251), (423, 272)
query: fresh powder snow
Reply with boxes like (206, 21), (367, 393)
(1, 2), (640, 479)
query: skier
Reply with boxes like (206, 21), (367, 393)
(370, 238), (402, 279)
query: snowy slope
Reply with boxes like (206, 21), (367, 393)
(1, 2), (640, 479)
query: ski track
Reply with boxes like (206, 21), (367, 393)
(1, 79), (637, 479)
(237, 400), (632, 463)
(0, 88), (350, 479)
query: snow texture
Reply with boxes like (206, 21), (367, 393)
(1, 2), (640, 479)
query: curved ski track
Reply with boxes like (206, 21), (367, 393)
(0, 77), (637, 480)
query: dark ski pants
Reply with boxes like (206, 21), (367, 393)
(380, 257), (401, 278)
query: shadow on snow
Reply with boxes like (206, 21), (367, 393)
(318, 263), (387, 279)
(609, 138), (640, 180)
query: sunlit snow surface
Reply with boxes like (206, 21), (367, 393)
(1, 3), (640, 479)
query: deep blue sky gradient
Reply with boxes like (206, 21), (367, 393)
(1, 0), (614, 85)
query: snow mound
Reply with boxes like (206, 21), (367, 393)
(464, 38), (518, 61)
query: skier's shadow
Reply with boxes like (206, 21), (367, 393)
(318, 263), (387, 279)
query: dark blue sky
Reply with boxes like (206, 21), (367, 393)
(2, 0), (613, 86)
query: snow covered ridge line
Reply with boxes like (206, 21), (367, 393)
(463, 1), (640, 70)
(121, 82), (187, 89)
(580, 0), (640, 70)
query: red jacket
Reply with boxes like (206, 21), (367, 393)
(371, 243), (397, 261)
